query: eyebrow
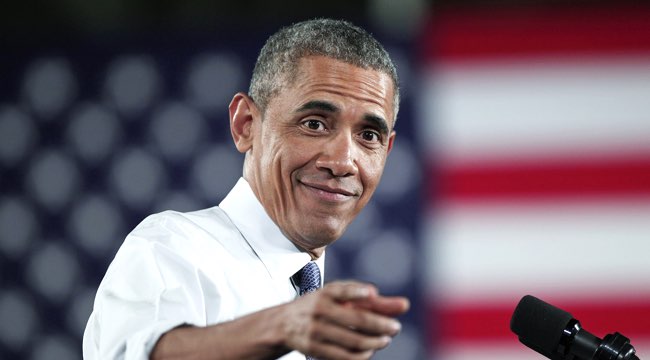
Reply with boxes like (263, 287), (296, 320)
(296, 100), (390, 135)
(296, 100), (339, 114)
(363, 114), (390, 136)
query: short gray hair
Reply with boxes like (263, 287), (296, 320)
(249, 18), (400, 120)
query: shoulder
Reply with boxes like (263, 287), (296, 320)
(128, 206), (238, 249)
(120, 206), (257, 269)
(104, 206), (242, 275)
(101, 206), (245, 295)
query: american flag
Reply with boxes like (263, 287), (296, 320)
(420, 4), (650, 359)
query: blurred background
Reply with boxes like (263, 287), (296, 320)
(1, 0), (649, 359)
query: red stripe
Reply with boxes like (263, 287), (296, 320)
(430, 156), (650, 201)
(421, 4), (650, 62)
(429, 298), (650, 344)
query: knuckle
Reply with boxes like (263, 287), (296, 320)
(313, 296), (335, 317)
(356, 311), (377, 327)
(352, 311), (395, 334)
(349, 350), (374, 360)
(350, 336), (376, 351)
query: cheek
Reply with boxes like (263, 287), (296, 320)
(257, 132), (284, 168)
(280, 138), (320, 170)
(262, 142), (309, 187)
(360, 155), (387, 188)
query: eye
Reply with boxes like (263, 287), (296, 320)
(302, 119), (325, 131)
(361, 130), (380, 143)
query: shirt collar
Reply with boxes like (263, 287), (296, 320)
(219, 177), (325, 283)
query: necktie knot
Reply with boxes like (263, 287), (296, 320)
(294, 261), (321, 296)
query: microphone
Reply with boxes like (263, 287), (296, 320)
(510, 295), (640, 360)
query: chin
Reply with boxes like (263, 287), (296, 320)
(300, 225), (345, 247)
(289, 213), (351, 248)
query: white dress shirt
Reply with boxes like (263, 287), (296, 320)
(83, 178), (325, 360)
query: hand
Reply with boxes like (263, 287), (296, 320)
(278, 281), (409, 360)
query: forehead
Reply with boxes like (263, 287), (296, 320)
(277, 56), (396, 124)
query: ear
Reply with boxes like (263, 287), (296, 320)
(229, 92), (259, 153)
(386, 130), (396, 155)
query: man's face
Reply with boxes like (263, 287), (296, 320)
(243, 56), (395, 258)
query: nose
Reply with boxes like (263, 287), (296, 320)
(315, 132), (358, 177)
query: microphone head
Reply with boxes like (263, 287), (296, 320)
(511, 295), (574, 357)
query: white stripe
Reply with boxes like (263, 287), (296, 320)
(432, 341), (650, 360)
(433, 344), (542, 360)
(433, 343), (553, 360)
(424, 199), (650, 304)
(418, 56), (650, 164)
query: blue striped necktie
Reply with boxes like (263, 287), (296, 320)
(293, 261), (321, 360)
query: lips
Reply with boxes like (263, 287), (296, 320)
(299, 179), (360, 201)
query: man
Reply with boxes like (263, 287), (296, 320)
(84, 18), (409, 360)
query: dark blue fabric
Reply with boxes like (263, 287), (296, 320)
(294, 261), (321, 359)
(295, 261), (321, 296)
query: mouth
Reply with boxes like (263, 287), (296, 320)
(299, 180), (358, 202)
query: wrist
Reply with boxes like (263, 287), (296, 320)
(263, 302), (293, 350)
(240, 303), (294, 358)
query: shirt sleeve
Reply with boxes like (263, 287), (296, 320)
(83, 215), (211, 360)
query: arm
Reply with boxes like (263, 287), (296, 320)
(151, 281), (409, 360)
